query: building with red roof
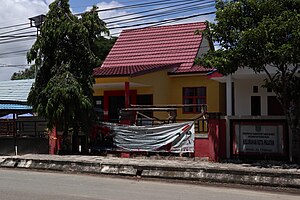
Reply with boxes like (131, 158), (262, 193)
(92, 22), (228, 159)
(93, 22), (225, 127)
(92, 22), (293, 161)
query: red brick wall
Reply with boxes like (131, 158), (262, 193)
(194, 138), (209, 158)
(194, 118), (227, 161)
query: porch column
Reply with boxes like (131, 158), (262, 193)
(226, 74), (232, 159)
(226, 74), (232, 116)
(125, 82), (130, 108)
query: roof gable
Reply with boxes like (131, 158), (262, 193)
(94, 22), (212, 77)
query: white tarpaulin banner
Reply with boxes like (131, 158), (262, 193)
(101, 121), (195, 153)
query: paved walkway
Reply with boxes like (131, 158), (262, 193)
(1, 154), (300, 188)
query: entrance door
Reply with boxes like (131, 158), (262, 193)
(104, 90), (137, 122)
(109, 96), (125, 123)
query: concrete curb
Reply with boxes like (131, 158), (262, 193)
(1, 157), (300, 188)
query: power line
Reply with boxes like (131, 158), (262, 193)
(1, 30), (37, 36)
(0, 0), (214, 55)
(0, 64), (30, 68)
(0, 35), (36, 43)
(71, 0), (150, 9)
(0, 49), (29, 57)
(0, 35), (36, 38)
(102, 0), (198, 21)
(0, 27), (32, 36)
(0, 0), (173, 31)
(106, 1), (215, 26)
(0, 54), (28, 59)
(76, 0), (196, 15)
(0, 38), (35, 45)
(0, 23), (29, 30)
(109, 11), (215, 30)
(0, 0), (211, 36)
(0, 0), (209, 33)
(99, 0), (191, 12)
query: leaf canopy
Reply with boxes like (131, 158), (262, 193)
(201, 0), (300, 75)
(27, 0), (108, 130)
(201, 0), (300, 161)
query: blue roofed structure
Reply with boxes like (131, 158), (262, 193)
(0, 79), (34, 103)
(0, 79), (34, 114)
(0, 79), (48, 156)
(0, 104), (32, 111)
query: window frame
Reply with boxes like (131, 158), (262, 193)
(182, 87), (207, 114)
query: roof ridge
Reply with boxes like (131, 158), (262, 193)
(121, 21), (206, 33)
(100, 62), (183, 68)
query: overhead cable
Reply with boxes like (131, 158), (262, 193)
(0, 27), (32, 36)
(0, 23), (29, 30)
(102, 0), (202, 21)
(109, 11), (215, 30)
(76, 0), (198, 15)
(106, 2), (215, 26)
(0, 38), (35, 45)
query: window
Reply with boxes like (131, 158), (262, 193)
(253, 86), (258, 93)
(94, 96), (104, 120)
(267, 96), (284, 115)
(267, 87), (272, 93)
(251, 96), (261, 116)
(183, 87), (206, 113)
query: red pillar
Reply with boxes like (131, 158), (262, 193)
(125, 82), (130, 108)
(208, 119), (219, 162)
(207, 117), (227, 162)
(49, 127), (57, 154)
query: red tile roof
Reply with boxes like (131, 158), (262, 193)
(94, 22), (213, 77)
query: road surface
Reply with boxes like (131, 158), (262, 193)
(0, 169), (298, 200)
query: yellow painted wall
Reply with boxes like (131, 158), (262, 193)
(94, 70), (225, 120)
(95, 77), (129, 84)
(169, 75), (223, 119)
(129, 70), (171, 105)
(129, 71), (172, 119)
(93, 77), (129, 96)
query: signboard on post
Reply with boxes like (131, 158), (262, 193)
(234, 122), (285, 155)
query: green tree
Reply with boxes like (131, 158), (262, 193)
(11, 65), (35, 80)
(200, 0), (300, 162)
(94, 36), (117, 65)
(27, 0), (108, 153)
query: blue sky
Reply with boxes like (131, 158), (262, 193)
(70, 0), (103, 12)
(70, 0), (215, 36)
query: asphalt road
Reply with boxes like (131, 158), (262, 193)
(0, 169), (298, 200)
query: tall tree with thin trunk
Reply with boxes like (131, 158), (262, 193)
(27, 0), (108, 153)
(200, 0), (300, 162)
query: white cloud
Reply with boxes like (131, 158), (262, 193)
(86, 1), (142, 37)
(88, 1), (215, 36)
(0, 0), (53, 80)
